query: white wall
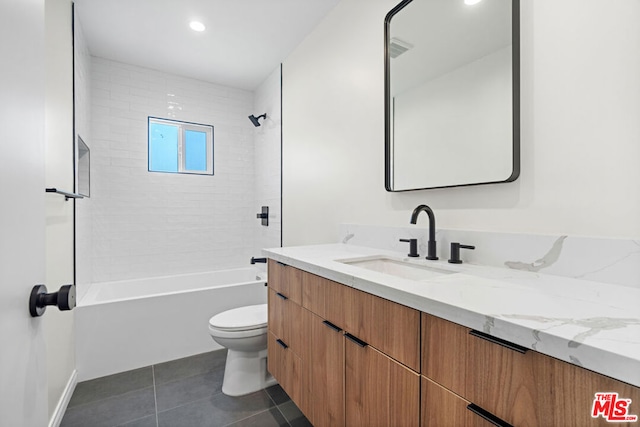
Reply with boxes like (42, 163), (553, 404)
(282, 0), (640, 245)
(86, 58), (272, 282)
(44, 0), (76, 422)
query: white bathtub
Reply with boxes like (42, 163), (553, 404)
(75, 268), (267, 381)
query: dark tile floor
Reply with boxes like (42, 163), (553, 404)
(61, 349), (312, 427)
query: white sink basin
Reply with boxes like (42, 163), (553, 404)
(338, 256), (455, 281)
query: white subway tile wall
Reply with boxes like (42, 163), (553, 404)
(85, 57), (280, 283)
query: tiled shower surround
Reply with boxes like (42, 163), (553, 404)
(79, 57), (281, 284)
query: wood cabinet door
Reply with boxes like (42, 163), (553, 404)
(310, 312), (345, 427)
(345, 336), (419, 427)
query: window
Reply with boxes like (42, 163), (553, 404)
(148, 117), (213, 175)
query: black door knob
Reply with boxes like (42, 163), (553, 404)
(29, 284), (76, 317)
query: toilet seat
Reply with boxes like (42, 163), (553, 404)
(209, 304), (267, 332)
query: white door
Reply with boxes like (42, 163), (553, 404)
(0, 0), (49, 426)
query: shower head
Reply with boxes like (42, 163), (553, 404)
(248, 113), (267, 127)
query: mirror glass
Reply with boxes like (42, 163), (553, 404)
(385, 0), (519, 191)
(77, 136), (90, 197)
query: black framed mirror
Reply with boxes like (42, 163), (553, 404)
(385, 0), (520, 191)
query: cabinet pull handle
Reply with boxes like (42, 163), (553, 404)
(322, 320), (342, 333)
(276, 261), (287, 267)
(467, 404), (514, 427)
(276, 339), (288, 349)
(276, 292), (288, 300)
(469, 330), (528, 354)
(345, 333), (368, 347)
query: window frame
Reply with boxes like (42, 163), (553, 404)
(148, 117), (214, 175)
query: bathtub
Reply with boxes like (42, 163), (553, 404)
(75, 268), (267, 381)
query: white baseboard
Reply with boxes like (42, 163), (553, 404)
(49, 369), (77, 427)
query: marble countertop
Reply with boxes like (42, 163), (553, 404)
(263, 243), (640, 388)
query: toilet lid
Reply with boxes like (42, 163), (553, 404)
(209, 304), (268, 331)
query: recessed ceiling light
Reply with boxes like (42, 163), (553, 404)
(189, 21), (206, 32)
(464, 0), (482, 4)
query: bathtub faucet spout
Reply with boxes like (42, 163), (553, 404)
(251, 257), (267, 264)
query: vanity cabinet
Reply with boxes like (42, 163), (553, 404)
(269, 259), (639, 426)
(422, 313), (640, 426)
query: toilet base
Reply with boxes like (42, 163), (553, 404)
(221, 348), (277, 397)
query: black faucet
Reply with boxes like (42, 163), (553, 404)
(410, 205), (438, 260)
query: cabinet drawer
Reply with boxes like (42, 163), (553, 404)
(345, 286), (420, 371)
(267, 331), (302, 407)
(268, 259), (302, 304)
(301, 270), (346, 328)
(268, 289), (304, 356)
(422, 376), (498, 427)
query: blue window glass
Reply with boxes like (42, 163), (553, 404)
(149, 122), (179, 172)
(184, 130), (207, 171)
(148, 117), (213, 175)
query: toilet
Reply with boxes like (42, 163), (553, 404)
(208, 304), (276, 396)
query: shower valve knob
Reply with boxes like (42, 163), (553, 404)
(29, 284), (76, 317)
(256, 206), (269, 226)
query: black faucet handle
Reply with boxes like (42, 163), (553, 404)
(448, 242), (475, 264)
(399, 238), (420, 257)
